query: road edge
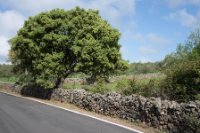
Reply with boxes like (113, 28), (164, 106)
(0, 91), (143, 133)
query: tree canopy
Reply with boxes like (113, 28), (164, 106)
(9, 7), (127, 88)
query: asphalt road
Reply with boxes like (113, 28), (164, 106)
(0, 92), (139, 133)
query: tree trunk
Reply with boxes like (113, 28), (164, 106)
(54, 77), (65, 89)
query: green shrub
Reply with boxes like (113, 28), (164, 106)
(16, 74), (36, 86)
(122, 78), (140, 95)
(195, 94), (200, 101)
(85, 78), (109, 94)
(63, 82), (82, 90)
(115, 78), (139, 95)
(140, 79), (161, 97)
(181, 113), (200, 133)
(116, 79), (128, 91)
(114, 77), (163, 97)
(162, 60), (200, 102)
(82, 85), (94, 92)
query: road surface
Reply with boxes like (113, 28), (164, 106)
(0, 92), (139, 133)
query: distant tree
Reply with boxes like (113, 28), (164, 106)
(9, 7), (127, 88)
(187, 28), (200, 59)
(124, 62), (161, 75)
(162, 28), (200, 69)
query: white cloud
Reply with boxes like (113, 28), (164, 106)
(132, 33), (171, 61)
(166, 0), (200, 8)
(121, 31), (172, 62)
(122, 31), (172, 55)
(165, 9), (200, 28)
(88, 0), (135, 28)
(0, 36), (10, 63)
(167, 0), (186, 8)
(0, 10), (25, 37)
(133, 33), (171, 46)
(0, 10), (25, 63)
(0, 0), (83, 16)
(139, 46), (157, 55)
(0, 0), (136, 29)
(146, 33), (171, 46)
(0, 0), (136, 16)
(0, 0), (136, 34)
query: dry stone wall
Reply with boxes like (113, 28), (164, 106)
(50, 89), (200, 133)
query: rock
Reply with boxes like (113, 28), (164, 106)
(187, 101), (197, 108)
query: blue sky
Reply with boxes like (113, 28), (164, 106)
(0, 0), (200, 63)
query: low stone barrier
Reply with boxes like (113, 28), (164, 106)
(3, 84), (200, 133)
(64, 78), (86, 84)
(50, 89), (200, 133)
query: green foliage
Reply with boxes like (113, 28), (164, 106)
(160, 28), (200, 102)
(161, 29), (200, 70)
(94, 79), (109, 94)
(116, 79), (129, 91)
(61, 74), (164, 97)
(16, 74), (35, 86)
(115, 78), (162, 97)
(63, 82), (82, 89)
(139, 79), (161, 97)
(195, 94), (200, 101)
(162, 60), (200, 102)
(181, 113), (200, 133)
(84, 78), (109, 94)
(0, 64), (14, 77)
(187, 29), (200, 58)
(9, 7), (127, 88)
(116, 78), (139, 95)
(0, 64), (16, 82)
(0, 77), (16, 83)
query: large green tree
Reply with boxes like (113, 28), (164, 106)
(9, 7), (127, 88)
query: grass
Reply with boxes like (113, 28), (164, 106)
(63, 82), (83, 89)
(63, 73), (165, 97)
(0, 73), (165, 97)
(0, 76), (16, 83)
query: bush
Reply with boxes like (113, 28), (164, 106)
(116, 79), (128, 93)
(162, 60), (200, 102)
(85, 78), (109, 94)
(195, 94), (200, 101)
(181, 113), (200, 133)
(115, 78), (163, 97)
(140, 79), (161, 97)
(116, 78), (139, 95)
(63, 83), (82, 90)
